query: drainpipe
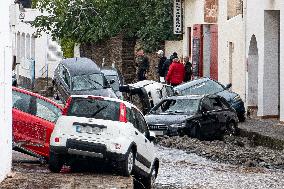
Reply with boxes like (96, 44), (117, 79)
(243, 0), (248, 109)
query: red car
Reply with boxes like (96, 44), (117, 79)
(12, 87), (63, 159)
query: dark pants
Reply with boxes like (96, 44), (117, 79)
(137, 69), (146, 81)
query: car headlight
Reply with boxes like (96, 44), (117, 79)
(233, 95), (241, 102)
(170, 122), (186, 128)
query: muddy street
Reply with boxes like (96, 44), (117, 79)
(3, 137), (284, 189)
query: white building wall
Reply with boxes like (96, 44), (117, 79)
(164, 40), (183, 58)
(0, 0), (12, 183)
(280, 2), (284, 122)
(182, 0), (205, 58)
(10, 5), (62, 81)
(218, 0), (245, 100)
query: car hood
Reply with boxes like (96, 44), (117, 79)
(71, 88), (118, 98)
(145, 113), (195, 125)
(216, 90), (238, 102)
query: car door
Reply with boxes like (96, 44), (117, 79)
(132, 108), (152, 173)
(13, 90), (62, 158)
(209, 96), (226, 133)
(199, 97), (219, 136)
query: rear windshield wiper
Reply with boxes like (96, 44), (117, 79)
(91, 105), (108, 117)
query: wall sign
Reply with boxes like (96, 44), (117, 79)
(204, 0), (218, 23)
(173, 0), (182, 34)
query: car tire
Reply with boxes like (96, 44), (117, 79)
(48, 152), (64, 173)
(190, 122), (201, 139)
(118, 150), (135, 177)
(238, 114), (246, 122)
(225, 122), (237, 136)
(142, 164), (158, 189)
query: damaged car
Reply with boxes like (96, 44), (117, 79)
(49, 95), (159, 188)
(12, 87), (63, 160)
(101, 67), (124, 99)
(145, 94), (239, 140)
(174, 77), (246, 122)
(53, 57), (117, 103)
(120, 80), (173, 115)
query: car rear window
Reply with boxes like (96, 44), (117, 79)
(67, 97), (120, 121)
(180, 80), (224, 95)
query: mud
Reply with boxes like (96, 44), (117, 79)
(157, 135), (284, 169)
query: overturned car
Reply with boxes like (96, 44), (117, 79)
(119, 80), (173, 115)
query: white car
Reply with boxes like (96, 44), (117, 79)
(49, 95), (159, 187)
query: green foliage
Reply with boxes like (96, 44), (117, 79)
(33, 0), (178, 52)
(60, 38), (75, 58)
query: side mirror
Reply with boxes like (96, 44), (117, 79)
(119, 85), (130, 92)
(109, 79), (115, 84)
(225, 83), (232, 89)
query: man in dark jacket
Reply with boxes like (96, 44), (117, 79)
(183, 56), (192, 82)
(136, 50), (149, 81)
(162, 52), (178, 78)
(156, 50), (167, 82)
(166, 56), (185, 86)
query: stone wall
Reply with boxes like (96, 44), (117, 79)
(80, 36), (162, 84)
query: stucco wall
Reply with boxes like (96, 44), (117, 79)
(164, 40), (183, 58)
(280, 2), (284, 121)
(0, 0), (12, 183)
(218, 0), (245, 100)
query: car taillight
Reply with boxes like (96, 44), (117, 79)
(63, 97), (72, 115)
(119, 102), (127, 123)
(55, 137), (60, 143)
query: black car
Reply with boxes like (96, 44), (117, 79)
(53, 58), (117, 103)
(145, 95), (239, 140)
(101, 67), (124, 99)
(174, 77), (246, 121)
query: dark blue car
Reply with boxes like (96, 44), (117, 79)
(174, 77), (246, 122)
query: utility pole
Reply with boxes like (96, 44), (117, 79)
(0, 0), (13, 183)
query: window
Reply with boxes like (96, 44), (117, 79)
(61, 67), (70, 87)
(133, 109), (148, 134)
(209, 97), (223, 110)
(36, 98), (62, 123)
(67, 97), (120, 121)
(180, 80), (224, 95)
(219, 96), (231, 109)
(72, 73), (107, 91)
(127, 108), (136, 126)
(152, 99), (200, 114)
(12, 90), (31, 114)
(201, 97), (214, 112)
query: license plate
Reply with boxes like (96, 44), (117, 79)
(76, 125), (101, 134)
(154, 130), (164, 136)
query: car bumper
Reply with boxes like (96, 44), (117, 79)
(50, 139), (126, 162)
(150, 126), (183, 136)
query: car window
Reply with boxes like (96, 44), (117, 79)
(62, 67), (70, 87)
(67, 97), (120, 121)
(219, 96), (231, 109)
(36, 98), (62, 123)
(12, 90), (31, 114)
(72, 73), (107, 91)
(210, 97), (223, 110)
(127, 108), (136, 126)
(133, 109), (148, 134)
(201, 97), (214, 112)
(180, 80), (224, 95)
(152, 98), (200, 114)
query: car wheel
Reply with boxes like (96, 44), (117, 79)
(190, 122), (201, 139)
(134, 165), (158, 189)
(225, 122), (237, 136)
(238, 114), (246, 122)
(48, 152), (64, 173)
(119, 150), (135, 176)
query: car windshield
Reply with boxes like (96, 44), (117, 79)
(179, 80), (224, 95)
(151, 98), (200, 114)
(67, 97), (120, 121)
(105, 75), (120, 91)
(72, 73), (109, 91)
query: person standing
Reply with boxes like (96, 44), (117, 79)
(166, 56), (185, 86)
(183, 56), (192, 82)
(136, 49), (149, 81)
(162, 52), (178, 79)
(156, 50), (167, 82)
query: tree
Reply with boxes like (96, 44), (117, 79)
(33, 0), (178, 52)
